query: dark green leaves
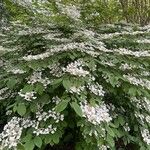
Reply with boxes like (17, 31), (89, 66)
(17, 103), (26, 116)
(55, 100), (69, 112)
(34, 137), (42, 148)
(70, 102), (83, 117)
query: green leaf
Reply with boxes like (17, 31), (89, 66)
(70, 102), (83, 117)
(22, 85), (33, 93)
(30, 103), (38, 112)
(6, 78), (18, 89)
(17, 144), (25, 150)
(55, 100), (69, 112)
(22, 134), (32, 143)
(106, 127), (115, 137)
(24, 140), (35, 150)
(34, 137), (42, 148)
(63, 79), (71, 90)
(17, 103), (26, 116)
(107, 134), (115, 147)
(52, 133), (59, 144)
(35, 83), (44, 95)
(118, 116), (125, 126)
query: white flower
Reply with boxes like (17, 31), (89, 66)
(87, 83), (105, 97)
(80, 100), (112, 125)
(0, 117), (23, 149)
(18, 90), (37, 101)
(141, 129), (150, 145)
(64, 60), (89, 77)
(68, 86), (85, 94)
(27, 72), (51, 87)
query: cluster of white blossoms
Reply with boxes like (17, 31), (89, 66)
(0, 117), (23, 149)
(80, 100), (112, 125)
(87, 83), (105, 97)
(131, 97), (150, 112)
(7, 68), (26, 74)
(0, 87), (8, 95)
(18, 90), (37, 101)
(119, 63), (137, 70)
(99, 145), (109, 150)
(63, 60), (89, 77)
(114, 48), (150, 57)
(48, 63), (64, 77)
(68, 86), (85, 94)
(57, 2), (80, 20)
(52, 96), (61, 105)
(136, 39), (150, 44)
(0, 107), (65, 149)
(141, 129), (150, 145)
(36, 108), (64, 123)
(124, 74), (150, 90)
(100, 30), (148, 40)
(0, 87), (10, 100)
(27, 71), (51, 87)
(123, 123), (130, 132)
(33, 124), (57, 135)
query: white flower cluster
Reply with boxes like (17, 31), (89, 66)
(141, 71), (150, 77)
(87, 83), (105, 97)
(114, 48), (150, 57)
(80, 101), (112, 125)
(123, 123), (130, 132)
(18, 90), (37, 101)
(52, 96), (61, 105)
(22, 108), (64, 136)
(99, 145), (108, 150)
(23, 42), (82, 61)
(0, 87), (8, 95)
(48, 63), (64, 77)
(63, 60), (89, 77)
(136, 39), (150, 44)
(131, 97), (150, 112)
(33, 124), (57, 135)
(119, 63), (134, 70)
(124, 74), (150, 90)
(100, 30), (148, 40)
(27, 72), (51, 87)
(141, 129), (150, 145)
(0, 117), (23, 149)
(8, 68), (26, 74)
(36, 109), (64, 123)
(0, 87), (9, 100)
(101, 60), (116, 67)
(68, 86), (85, 94)
(57, 3), (80, 20)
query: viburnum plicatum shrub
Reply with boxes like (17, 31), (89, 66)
(0, 22), (150, 150)
(0, 2), (150, 150)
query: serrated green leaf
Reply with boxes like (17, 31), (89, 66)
(30, 103), (38, 112)
(24, 140), (35, 150)
(17, 103), (26, 116)
(107, 134), (115, 147)
(35, 83), (44, 95)
(70, 102), (83, 117)
(55, 100), (68, 112)
(118, 116), (125, 125)
(63, 79), (71, 90)
(107, 127), (115, 137)
(52, 133), (59, 144)
(6, 78), (18, 89)
(34, 137), (42, 148)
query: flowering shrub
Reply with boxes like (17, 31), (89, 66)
(0, 1), (150, 150)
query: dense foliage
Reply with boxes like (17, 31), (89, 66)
(0, 0), (150, 150)
(1, 0), (150, 26)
